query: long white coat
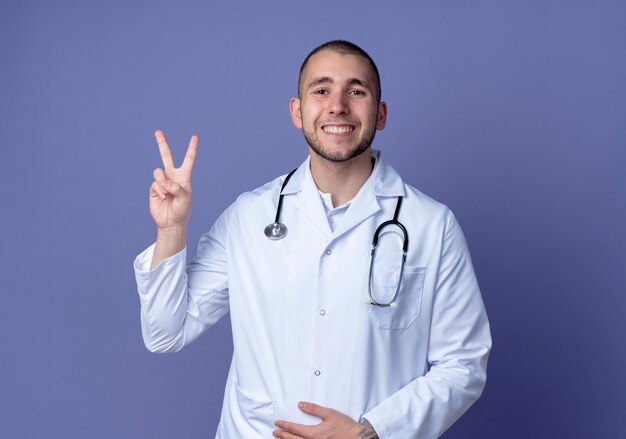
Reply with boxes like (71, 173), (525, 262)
(134, 151), (491, 438)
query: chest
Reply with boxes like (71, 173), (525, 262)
(225, 195), (440, 331)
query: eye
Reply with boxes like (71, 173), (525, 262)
(313, 88), (329, 96)
(349, 89), (366, 96)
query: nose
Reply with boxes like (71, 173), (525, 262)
(328, 93), (349, 115)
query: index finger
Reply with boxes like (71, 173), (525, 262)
(154, 130), (175, 171)
(273, 420), (313, 437)
(181, 134), (199, 172)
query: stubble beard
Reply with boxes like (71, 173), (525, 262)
(303, 125), (377, 163)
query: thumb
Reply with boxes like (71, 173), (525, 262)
(164, 180), (188, 198)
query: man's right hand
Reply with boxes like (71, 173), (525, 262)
(149, 130), (199, 269)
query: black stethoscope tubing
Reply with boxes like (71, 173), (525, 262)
(368, 196), (408, 307)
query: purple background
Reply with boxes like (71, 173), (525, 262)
(2, 1), (624, 437)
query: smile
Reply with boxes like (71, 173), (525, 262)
(322, 125), (354, 134)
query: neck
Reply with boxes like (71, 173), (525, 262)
(309, 148), (374, 206)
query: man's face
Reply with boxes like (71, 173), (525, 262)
(290, 50), (387, 163)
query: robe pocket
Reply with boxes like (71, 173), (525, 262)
(367, 265), (426, 330)
(230, 380), (276, 434)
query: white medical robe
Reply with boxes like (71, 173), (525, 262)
(134, 151), (491, 438)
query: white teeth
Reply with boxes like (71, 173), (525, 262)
(323, 126), (353, 134)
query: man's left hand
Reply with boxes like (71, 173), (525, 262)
(273, 402), (377, 439)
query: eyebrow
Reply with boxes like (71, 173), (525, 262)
(307, 77), (371, 91)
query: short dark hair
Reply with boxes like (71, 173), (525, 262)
(298, 40), (381, 102)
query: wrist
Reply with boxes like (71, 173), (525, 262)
(152, 226), (187, 270)
(358, 419), (379, 439)
(157, 224), (187, 243)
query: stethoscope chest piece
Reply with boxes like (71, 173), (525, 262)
(264, 168), (298, 241)
(264, 222), (288, 240)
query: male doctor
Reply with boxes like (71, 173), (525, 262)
(134, 40), (491, 438)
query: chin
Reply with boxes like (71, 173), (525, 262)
(304, 127), (375, 164)
(312, 146), (369, 163)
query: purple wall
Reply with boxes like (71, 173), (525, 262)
(2, 1), (624, 437)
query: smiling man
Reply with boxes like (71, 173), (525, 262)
(293, 47), (385, 166)
(134, 40), (491, 438)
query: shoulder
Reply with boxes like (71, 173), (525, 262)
(231, 174), (286, 212)
(401, 182), (452, 223)
(204, 174), (286, 244)
(401, 183), (471, 252)
(375, 151), (451, 223)
(235, 175), (284, 204)
(215, 174), (286, 225)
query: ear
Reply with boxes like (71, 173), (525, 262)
(376, 101), (387, 130)
(289, 97), (303, 129)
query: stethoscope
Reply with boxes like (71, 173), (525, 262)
(264, 169), (408, 307)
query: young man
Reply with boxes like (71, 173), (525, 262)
(134, 40), (491, 438)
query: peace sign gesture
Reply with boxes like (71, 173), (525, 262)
(149, 130), (199, 232)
